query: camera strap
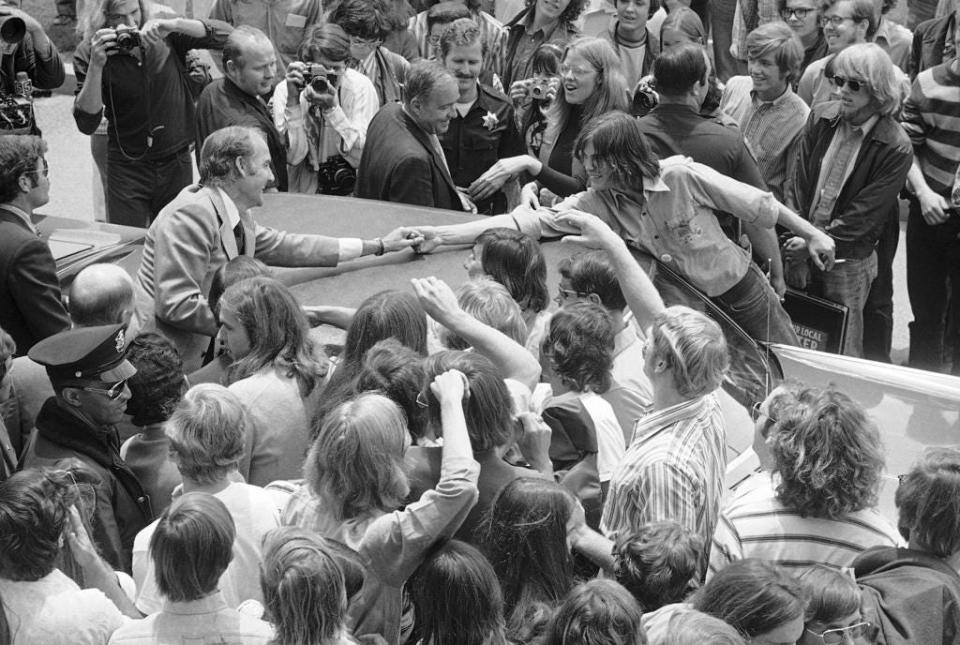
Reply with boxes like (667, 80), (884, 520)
(104, 46), (161, 160)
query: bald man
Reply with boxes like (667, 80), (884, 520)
(10, 263), (137, 454)
(195, 25), (288, 191)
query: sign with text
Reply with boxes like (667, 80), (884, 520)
(782, 288), (849, 354)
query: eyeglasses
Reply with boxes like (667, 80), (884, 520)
(750, 402), (778, 426)
(82, 378), (129, 401)
(348, 35), (380, 48)
(560, 64), (595, 78)
(829, 74), (866, 92)
(416, 391), (430, 408)
(819, 14), (855, 27)
(805, 621), (873, 644)
(780, 6), (815, 19)
(554, 287), (587, 305)
(24, 158), (49, 178)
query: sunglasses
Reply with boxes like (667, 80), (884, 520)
(805, 621), (873, 644)
(82, 378), (129, 401)
(24, 158), (49, 178)
(829, 74), (866, 92)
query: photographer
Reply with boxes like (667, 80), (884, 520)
(73, 0), (232, 228)
(271, 23), (378, 194)
(0, 2), (65, 136)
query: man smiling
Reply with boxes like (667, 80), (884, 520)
(796, 0), (876, 106)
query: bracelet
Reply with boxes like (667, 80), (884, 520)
(375, 238), (385, 256)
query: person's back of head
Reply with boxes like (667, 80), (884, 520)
(0, 467), (78, 581)
(67, 263), (135, 327)
(0, 326), (15, 383)
(796, 564), (871, 643)
(653, 42), (707, 97)
(427, 1), (472, 32)
(409, 540), (508, 645)
(260, 527), (349, 645)
(481, 477), (577, 639)
(125, 331), (185, 428)
(343, 290), (428, 372)
(693, 559), (807, 642)
(306, 392), (410, 521)
(421, 350), (515, 452)
(895, 447), (960, 560)
(647, 305), (728, 400)
(474, 228), (549, 314)
(660, 608), (747, 645)
(164, 383), (248, 485)
(540, 578), (647, 645)
(207, 256), (271, 324)
(542, 302), (615, 394)
(329, 0), (390, 41)
(351, 338), (428, 441)
(440, 279), (527, 350)
(614, 520), (703, 612)
(770, 386), (883, 519)
(0, 134), (45, 206)
(558, 250), (628, 313)
(149, 492), (235, 603)
(659, 6), (706, 50)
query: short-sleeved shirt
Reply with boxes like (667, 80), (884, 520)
(208, 0), (321, 69)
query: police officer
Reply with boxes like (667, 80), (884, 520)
(21, 323), (152, 573)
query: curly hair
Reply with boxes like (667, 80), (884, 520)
(542, 302), (614, 394)
(125, 332), (185, 427)
(614, 521), (703, 612)
(481, 477), (577, 643)
(770, 387), (884, 519)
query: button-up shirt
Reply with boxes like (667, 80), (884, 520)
(721, 76), (810, 202)
(811, 113), (879, 222)
(502, 6), (580, 88)
(208, 0), (321, 69)
(108, 591), (274, 644)
(601, 393), (727, 575)
(512, 155), (779, 296)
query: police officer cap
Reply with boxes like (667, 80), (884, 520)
(29, 323), (137, 383)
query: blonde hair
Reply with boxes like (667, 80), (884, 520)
(832, 43), (908, 117)
(164, 384), (247, 484)
(650, 306), (728, 399)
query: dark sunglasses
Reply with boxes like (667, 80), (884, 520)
(82, 378), (129, 401)
(829, 74), (865, 92)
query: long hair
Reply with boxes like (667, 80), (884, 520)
(521, 43), (564, 155)
(796, 564), (861, 627)
(771, 387), (884, 519)
(522, 0), (588, 27)
(543, 302), (615, 394)
(260, 527), (348, 645)
(305, 393), (410, 521)
(78, 0), (152, 41)
(832, 42), (908, 117)
(540, 579), (647, 645)
(409, 540), (509, 645)
(574, 111), (661, 187)
(693, 559), (808, 639)
(547, 37), (630, 143)
(895, 447), (960, 558)
(475, 228), (549, 314)
(481, 478), (577, 642)
(219, 276), (328, 397)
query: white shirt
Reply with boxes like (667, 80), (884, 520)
(215, 187), (241, 229)
(133, 481), (281, 614)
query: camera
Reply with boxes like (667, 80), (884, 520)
(316, 155), (356, 196)
(114, 24), (142, 53)
(301, 63), (338, 93)
(0, 15), (25, 45)
(0, 95), (34, 134)
(529, 78), (553, 101)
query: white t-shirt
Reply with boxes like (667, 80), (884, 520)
(133, 482), (281, 614)
(0, 569), (125, 645)
(580, 390), (627, 481)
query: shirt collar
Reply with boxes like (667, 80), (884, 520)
(215, 187), (242, 229)
(845, 113), (880, 137)
(874, 16), (892, 44)
(613, 323), (639, 358)
(162, 591), (229, 615)
(0, 203), (35, 231)
(750, 83), (796, 107)
(521, 10), (562, 39)
(633, 394), (711, 442)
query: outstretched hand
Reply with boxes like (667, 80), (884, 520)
(805, 229), (836, 271)
(382, 227), (425, 253)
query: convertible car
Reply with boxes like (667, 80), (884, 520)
(44, 193), (960, 522)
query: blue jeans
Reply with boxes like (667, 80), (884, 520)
(811, 252), (878, 357)
(712, 262), (799, 346)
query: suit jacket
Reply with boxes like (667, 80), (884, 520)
(791, 102), (913, 260)
(0, 206), (70, 356)
(356, 102), (462, 210)
(134, 184), (341, 371)
(909, 12), (955, 79)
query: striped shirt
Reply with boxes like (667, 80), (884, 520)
(721, 76), (810, 203)
(901, 62), (960, 196)
(708, 472), (902, 577)
(601, 394), (727, 572)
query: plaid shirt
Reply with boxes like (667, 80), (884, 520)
(601, 393), (727, 574)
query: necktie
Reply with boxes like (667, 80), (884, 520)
(811, 124), (862, 227)
(233, 222), (246, 255)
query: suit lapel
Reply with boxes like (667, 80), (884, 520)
(400, 107), (459, 197)
(209, 188), (239, 259)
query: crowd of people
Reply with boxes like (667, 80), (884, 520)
(0, 0), (959, 642)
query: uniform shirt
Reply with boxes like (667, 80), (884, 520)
(721, 76), (810, 202)
(601, 393), (727, 575)
(709, 471), (902, 576)
(512, 156), (779, 297)
(439, 83), (523, 214)
(208, 0), (321, 69)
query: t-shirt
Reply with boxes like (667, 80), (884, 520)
(133, 482), (280, 614)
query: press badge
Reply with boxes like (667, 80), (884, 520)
(285, 13), (307, 27)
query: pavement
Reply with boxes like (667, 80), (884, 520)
(32, 64), (914, 366)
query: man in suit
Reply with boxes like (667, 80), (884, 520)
(134, 125), (421, 371)
(0, 135), (70, 357)
(786, 43), (912, 358)
(356, 60), (469, 211)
